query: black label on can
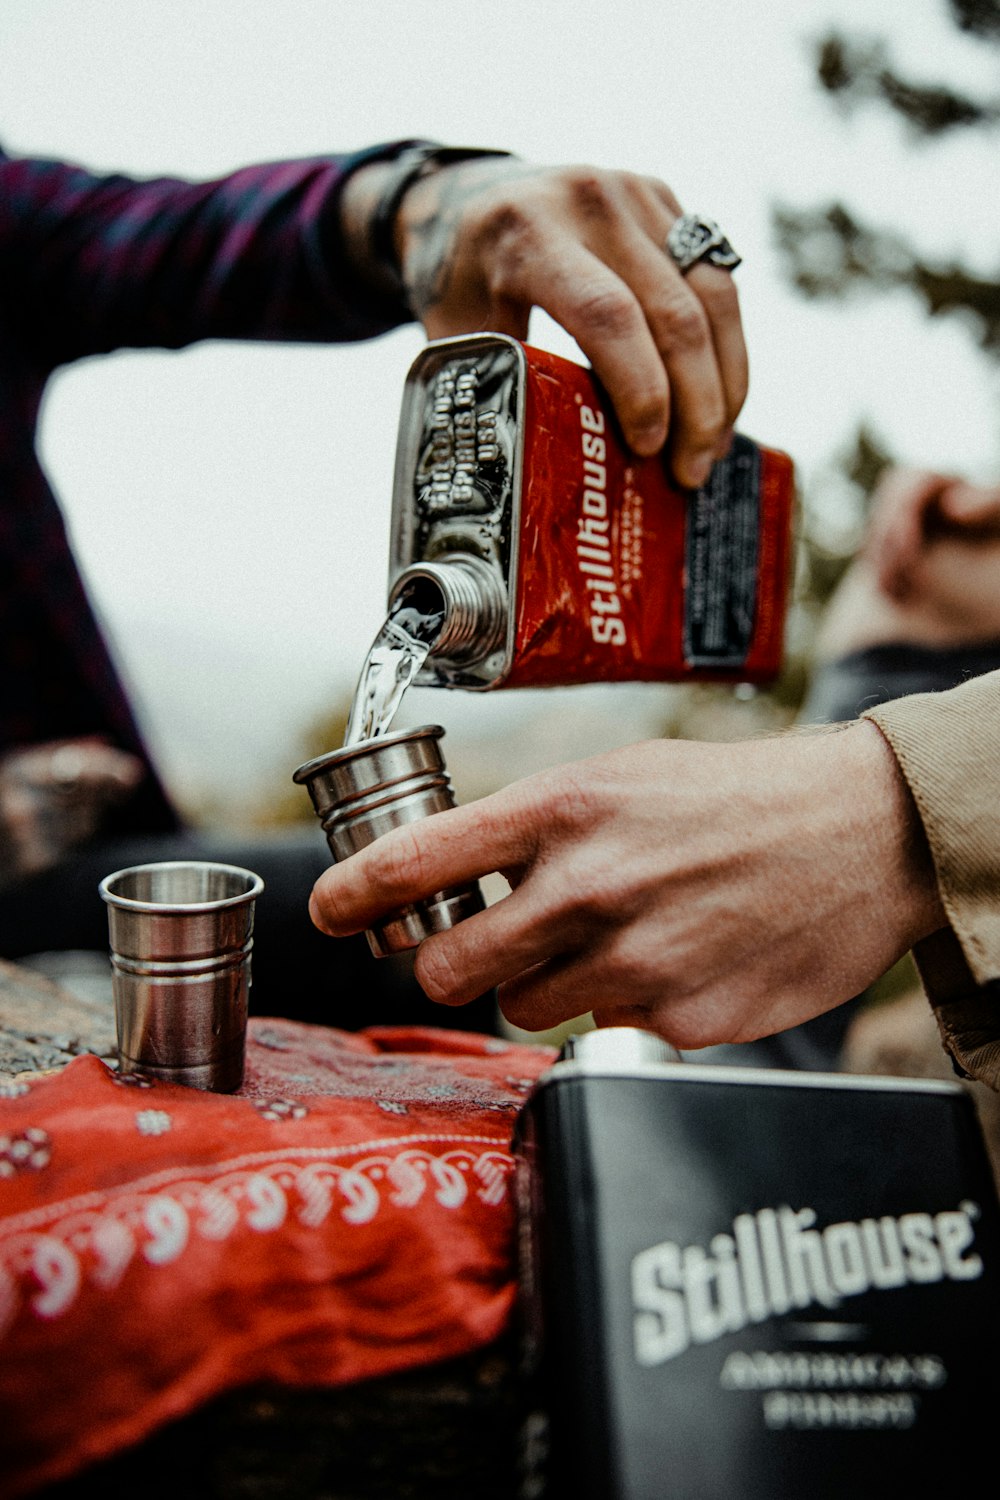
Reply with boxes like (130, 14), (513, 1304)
(683, 433), (761, 667)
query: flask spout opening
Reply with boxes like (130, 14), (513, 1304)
(388, 555), (507, 667)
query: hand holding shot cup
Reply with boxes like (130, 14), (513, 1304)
(293, 725), (484, 959)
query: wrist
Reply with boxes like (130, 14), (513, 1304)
(339, 143), (514, 314)
(339, 157), (413, 304)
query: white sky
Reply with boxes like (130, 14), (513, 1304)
(3, 0), (999, 814)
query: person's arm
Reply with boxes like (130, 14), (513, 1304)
(308, 717), (945, 1053)
(2, 143), (745, 479)
(864, 670), (1000, 1085)
(0, 144), (420, 367)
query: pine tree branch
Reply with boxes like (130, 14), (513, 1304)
(950, 0), (1000, 42)
(773, 202), (1000, 353)
(816, 31), (1000, 135)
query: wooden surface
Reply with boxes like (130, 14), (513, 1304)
(36, 1341), (521, 1500)
(0, 956), (117, 1079)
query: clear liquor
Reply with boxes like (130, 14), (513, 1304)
(343, 581), (445, 746)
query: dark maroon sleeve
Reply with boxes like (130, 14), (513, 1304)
(0, 143), (419, 369)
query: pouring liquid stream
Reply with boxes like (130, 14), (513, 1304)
(343, 582), (445, 747)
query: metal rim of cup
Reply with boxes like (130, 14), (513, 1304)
(291, 723), (444, 785)
(98, 860), (264, 914)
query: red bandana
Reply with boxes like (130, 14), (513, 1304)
(0, 1019), (555, 1495)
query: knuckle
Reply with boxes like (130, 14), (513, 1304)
(576, 881), (628, 928)
(645, 176), (682, 216)
(529, 762), (606, 832)
(617, 170), (676, 221)
(414, 936), (465, 1004)
(574, 281), (640, 342)
(498, 767), (571, 838)
(374, 824), (432, 897)
(652, 291), (711, 355)
(559, 857), (631, 930)
(478, 200), (539, 260)
(481, 198), (534, 242)
(536, 781), (587, 835)
(627, 384), (670, 435)
(564, 167), (618, 219)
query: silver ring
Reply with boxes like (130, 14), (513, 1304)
(666, 214), (741, 273)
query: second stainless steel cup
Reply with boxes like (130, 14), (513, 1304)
(99, 860), (264, 1092)
(292, 724), (484, 957)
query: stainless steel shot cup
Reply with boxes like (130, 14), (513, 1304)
(99, 860), (264, 1092)
(292, 724), (484, 957)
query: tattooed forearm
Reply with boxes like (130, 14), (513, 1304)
(399, 160), (544, 318)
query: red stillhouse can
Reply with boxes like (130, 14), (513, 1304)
(388, 334), (795, 691)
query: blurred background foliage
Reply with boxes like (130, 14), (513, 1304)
(771, 0), (1000, 729)
(258, 0), (1000, 832)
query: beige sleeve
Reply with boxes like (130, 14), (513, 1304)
(863, 670), (1000, 1087)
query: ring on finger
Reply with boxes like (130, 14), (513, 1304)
(665, 213), (741, 274)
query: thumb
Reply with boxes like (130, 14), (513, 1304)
(936, 482), (1000, 534)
